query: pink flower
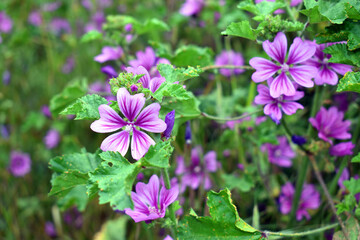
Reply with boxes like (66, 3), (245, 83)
(126, 66), (165, 93)
(261, 136), (295, 167)
(94, 46), (123, 63)
(124, 175), (179, 223)
(91, 88), (166, 160)
(249, 32), (317, 98)
(329, 142), (355, 157)
(214, 50), (245, 77)
(179, 0), (205, 16)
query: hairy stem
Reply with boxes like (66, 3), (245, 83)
(265, 223), (338, 238)
(201, 65), (253, 71)
(201, 110), (261, 122)
(162, 169), (178, 239)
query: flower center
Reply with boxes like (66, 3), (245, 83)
(125, 123), (134, 132)
(148, 206), (160, 215)
(281, 63), (290, 72)
(274, 149), (282, 157)
(194, 166), (202, 173)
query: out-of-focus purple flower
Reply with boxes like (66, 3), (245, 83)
(223, 149), (231, 157)
(254, 79), (304, 122)
(94, 46), (123, 63)
(28, 11), (42, 26)
(125, 175), (179, 223)
(179, 0), (205, 16)
(214, 12), (221, 24)
(63, 207), (83, 229)
(0, 12), (13, 33)
(354, 175), (360, 202)
(1, 124), (10, 139)
(164, 235), (173, 240)
(62, 57), (75, 74)
(101, 66), (118, 79)
(45, 221), (57, 238)
(3, 70), (10, 85)
(291, 135), (307, 145)
(97, 0), (113, 8)
(237, 163), (244, 171)
(306, 42), (352, 86)
(137, 172), (144, 181)
(337, 167), (350, 189)
(9, 151), (31, 177)
(330, 142), (355, 157)
(261, 136), (295, 167)
(91, 88), (167, 160)
(126, 66), (165, 93)
(89, 81), (115, 102)
(279, 182), (320, 221)
(185, 121), (192, 144)
(124, 23), (133, 32)
(162, 110), (175, 139)
(84, 11), (105, 32)
(42, 105), (52, 118)
(125, 34), (133, 43)
(81, 0), (93, 9)
(176, 147), (219, 191)
(215, 50), (245, 77)
(50, 18), (71, 35)
(129, 47), (170, 77)
(44, 129), (61, 149)
(43, 2), (62, 12)
(249, 32), (317, 98)
(255, 116), (267, 125)
(223, 116), (252, 129)
(333, 93), (350, 112)
(309, 107), (351, 144)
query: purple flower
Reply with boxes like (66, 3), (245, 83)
(291, 135), (307, 145)
(101, 66), (118, 78)
(9, 151), (31, 177)
(164, 235), (173, 240)
(84, 11), (105, 33)
(306, 42), (352, 85)
(45, 221), (57, 238)
(3, 70), (10, 85)
(279, 182), (320, 221)
(176, 147), (219, 191)
(63, 207), (83, 229)
(28, 11), (42, 26)
(42, 105), (52, 118)
(0, 12), (13, 33)
(43, 2), (62, 12)
(329, 142), (355, 157)
(249, 32), (317, 98)
(215, 50), (245, 77)
(125, 34), (133, 43)
(179, 0), (205, 16)
(309, 107), (351, 144)
(1, 124), (10, 139)
(185, 121), (192, 144)
(261, 136), (295, 167)
(129, 47), (170, 77)
(90, 88), (167, 160)
(124, 175), (179, 223)
(94, 46), (123, 63)
(333, 93), (351, 112)
(124, 23), (132, 32)
(44, 129), (60, 149)
(162, 110), (175, 139)
(137, 172), (144, 181)
(337, 167), (350, 189)
(88, 81), (115, 102)
(49, 18), (71, 35)
(62, 57), (75, 74)
(81, 0), (93, 9)
(254, 79), (304, 122)
(126, 66), (165, 93)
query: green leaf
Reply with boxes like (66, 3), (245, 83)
(49, 171), (89, 197)
(171, 45), (213, 67)
(50, 79), (88, 117)
(221, 21), (259, 40)
(333, 216), (360, 240)
(238, 0), (285, 19)
(138, 18), (170, 34)
(141, 140), (174, 168)
(343, 178), (360, 195)
(336, 72), (360, 93)
(324, 43), (360, 67)
(20, 112), (46, 132)
(60, 94), (109, 120)
(80, 30), (103, 43)
(158, 64), (203, 83)
(148, 82), (195, 103)
(57, 186), (88, 211)
(351, 152), (360, 163)
(178, 189), (262, 239)
(95, 216), (128, 240)
(222, 174), (255, 192)
(88, 151), (142, 210)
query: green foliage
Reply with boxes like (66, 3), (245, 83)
(171, 45), (213, 67)
(158, 64), (203, 83)
(109, 72), (143, 95)
(20, 112), (46, 132)
(88, 151), (142, 211)
(50, 79), (88, 117)
(222, 173), (255, 192)
(324, 43), (360, 67)
(178, 189), (262, 239)
(141, 140), (174, 168)
(351, 152), (360, 163)
(80, 30), (103, 43)
(60, 94), (109, 120)
(333, 217), (360, 240)
(221, 21), (259, 40)
(336, 72), (360, 94)
(95, 216), (128, 240)
(238, 0), (285, 21)
(343, 178), (360, 195)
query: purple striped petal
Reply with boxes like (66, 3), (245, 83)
(131, 192), (150, 213)
(126, 66), (151, 89)
(136, 175), (159, 207)
(269, 72), (295, 98)
(330, 63), (352, 75)
(159, 186), (179, 208)
(262, 32), (287, 64)
(254, 84), (274, 105)
(314, 67), (338, 85)
(135, 103), (167, 133)
(287, 38), (316, 64)
(124, 208), (156, 222)
(282, 91), (304, 101)
(150, 77), (165, 93)
(90, 105), (127, 133)
(289, 65), (316, 88)
(249, 57), (281, 82)
(100, 131), (130, 156)
(280, 102), (304, 115)
(131, 128), (155, 160)
(117, 88), (145, 122)
(204, 151), (217, 172)
(264, 103), (282, 121)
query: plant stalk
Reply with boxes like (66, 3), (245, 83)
(162, 169), (178, 239)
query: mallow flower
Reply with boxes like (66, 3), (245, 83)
(162, 110), (175, 139)
(329, 142), (355, 157)
(91, 88), (167, 160)
(249, 32), (317, 98)
(306, 42), (352, 86)
(309, 107), (351, 144)
(279, 182), (320, 221)
(124, 175), (179, 223)
(44, 129), (61, 149)
(214, 50), (245, 77)
(261, 136), (295, 167)
(0, 12), (13, 33)
(126, 66), (165, 93)
(9, 151), (31, 177)
(254, 79), (304, 122)
(179, 0), (205, 16)
(337, 167), (350, 190)
(94, 46), (123, 63)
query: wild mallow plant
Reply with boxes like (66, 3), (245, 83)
(46, 0), (360, 239)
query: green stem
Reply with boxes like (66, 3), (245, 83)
(202, 65), (253, 71)
(201, 110), (261, 122)
(307, 86), (324, 137)
(216, 79), (224, 117)
(329, 156), (349, 195)
(265, 223), (338, 238)
(285, 0), (297, 22)
(162, 169), (178, 239)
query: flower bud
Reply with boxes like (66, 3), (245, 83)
(162, 110), (175, 139)
(185, 121), (192, 144)
(291, 135), (307, 145)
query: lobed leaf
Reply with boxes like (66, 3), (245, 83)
(141, 140), (174, 168)
(336, 72), (360, 93)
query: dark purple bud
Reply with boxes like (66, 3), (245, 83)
(63, 207), (83, 229)
(237, 164), (244, 171)
(130, 84), (138, 92)
(45, 221), (57, 238)
(291, 135), (307, 145)
(1, 124), (9, 139)
(41, 105), (52, 118)
(124, 23), (132, 32)
(162, 110), (175, 139)
(3, 70), (10, 85)
(185, 121), (191, 144)
(136, 172), (144, 181)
